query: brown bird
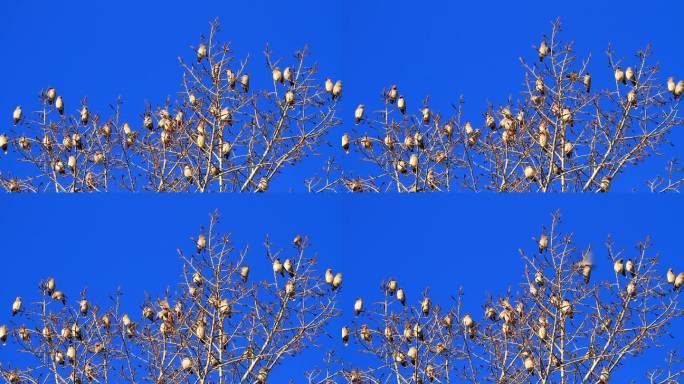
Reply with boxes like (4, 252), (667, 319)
(142, 306), (154, 321)
(580, 246), (593, 284)
(285, 90), (295, 106)
(325, 78), (333, 94)
(388, 85), (398, 103)
(583, 74), (592, 93)
(182, 357), (193, 371)
(667, 77), (676, 94)
(325, 268), (334, 286)
(413, 323), (424, 341)
(443, 313), (453, 329)
(143, 114), (154, 130)
(13, 106), (21, 125)
(360, 324), (372, 342)
(538, 40), (550, 61)
(79, 299), (89, 315)
(407, 346), (418, 365)
(599, 176), (611, 193)
(675, 272), (684, 290)
(386, 279), (398, 295)
(54, 349), (65, 366)
(67, 155), (76, 173)
(192, 270), (203, 286)
(560, 300), (573, 318)
(332, 80), (342, 99)
(283, 67), (294, 85)
(354, 104), (365, 124)
(240, 265), (250, 283)
(66, 345), (76, 364)
(0, 134), (8, 154)
(529, 283), (538, 296)
(397, 96), (406, 114)
(462, 314), (474, 328)
(46, 87), (57, 104)
(627, 90), (637, 106)
(226, 70), (237, 89)
(240, 74), (250, 92)
(293, 234), (302, 248)
(524, 356), (535, 372)
(341, 133), (350, 154)
(354, 297), (363, 316)
(183, 165), (193, 181)
(395, 159), (407, 174)
(485, 111), (496, 130)
(535, 77), (545, 94)
(422, 107), (430, 124)
(614, 259), (625, 276)
(56, 96), (64, 115)
(100, 314), (111, 330)
(196, 234), (206, 253)
(272, 258), (284, 277)
(12, 297), (21, 316)
(272, 67), (283, 84)
(396, 288), (406, 305)
(524, 165), (537, 180)
(625, 67), (636, 85)
(409, 153), (419, 171)
(80, 105), (89, 125)
(445, 122), (455, 138)
(394, 351), (407, 366)
(421, 297), (431, 316)
(197, 44), (207, 63)
(341, 326), (349, 345)
(535, 270), (544, 286)
(332, 272), (343, 290)
(51, 291), (66, 305)
(563, 141), (574, 158)
(538, 234), (548, 253)
(626, 281), (637, 297)
(675, 80), (684, 99)
(285, 280), (295, 298)
(360, 135), (372, 150)
(614, 67), (626, 85)
(537, 324), (547, 340)
(625, 259), (635, 277)
(667, 268), (675, 285)
(384, 325), (394, 341)
(283, 259), (294, 277)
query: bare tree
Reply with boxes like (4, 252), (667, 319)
(0, 212), (342, 383)
(307, 211), (684, 383)
(1, 212), (683, 383)
(307, 19), (684, 192)
(2, 19), (680, 193)
(0, 19), (340, 192)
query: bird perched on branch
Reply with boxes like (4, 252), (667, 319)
(197, 44), (207, 63)
(354, 104), (364, 124)
(614, 259), (625, 276)
(13, 106), (21, 125)
(354, 297), (363, 316)
(12, 297), (21, 316)
(272, 258), (284, 277)
(538, 40), (550, 61)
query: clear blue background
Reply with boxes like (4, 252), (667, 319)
(1, 0), (683, 382)
(1, 0), (683, 190)
(0, 195), (682, 381)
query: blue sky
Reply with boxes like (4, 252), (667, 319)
(1, 0), (683, 190)
(0, 195), (682, 381)
(1, 1), (683, 382)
